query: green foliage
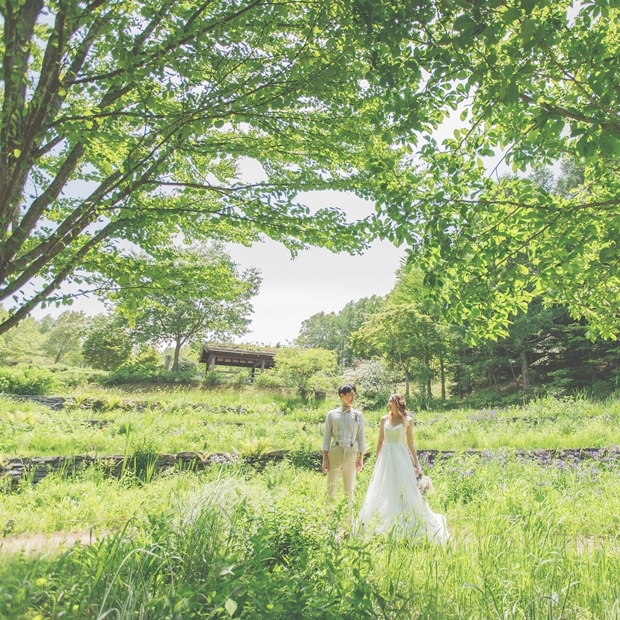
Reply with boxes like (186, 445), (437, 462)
(353, 300), (439, 399)
(0, 364), (57, 395)
(177, 359), (198, 374)
(359, 3), (620, 339)
(236, 438), (272, 459)
(131, 438), (161, 483)
(274, 347), (339, 399)
(102, 349), (205, 386)
(0, 0), (399, 335)
(286, 445), (322, 471)
(253, 369), (284, 389)
(103, 348), (164, 385)
(203, 370), (223, 387)
(2, 447), (620, 618)
(113, 243), (261, 372)
(296, 296), (384, 366)
(0, 307), (46, 365)
(41, 311), (88, 365)
(352, 267), (456, 402)
(47, 365), (106, 389)
(82, 314), (133, 371)
(342, 359), (399, 410)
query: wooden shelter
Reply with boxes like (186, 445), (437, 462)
(199, 345), (276, 381)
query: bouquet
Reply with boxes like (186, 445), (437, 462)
(416, 472), (434, 495)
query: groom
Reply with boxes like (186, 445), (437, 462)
(322, 384), (366, 502)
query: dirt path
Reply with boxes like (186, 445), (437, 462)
(0, 529), (108, 556)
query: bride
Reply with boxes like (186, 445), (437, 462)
(356, 394), (449, 543)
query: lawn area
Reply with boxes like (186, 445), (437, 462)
(1, 388), (619, 618)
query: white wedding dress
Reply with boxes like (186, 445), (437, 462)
(357, 421), (449, 543)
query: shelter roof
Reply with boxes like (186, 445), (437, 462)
(199, 345), (276, 369)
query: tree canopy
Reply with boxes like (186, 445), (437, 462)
(81, 313), (132, 371)
(0, 0), (397, 335)
(113, 243), (260, 371)
(358, 0), (620, 339)
(41, 309), (87, 363)
(4, 0), (620, 343)
(296, 295), (384, 365)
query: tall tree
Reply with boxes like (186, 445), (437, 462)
(114, 243), (260, 371)
(273, 347), (338, 399)
(0, 0), (399, 335)
(0, 305), (45, 363)
(353, 299), (440, 400)
(41, 309), (88, 364)
(354, 1), (620, 339)
(296, 295), (384, 365)
(502, 301), (555, 393)
(82, 313), (132, 371)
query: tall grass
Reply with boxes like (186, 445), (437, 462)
(2, 391), (620, 618)
(2, 392), (620, 460)
(1, 465), (619, 618)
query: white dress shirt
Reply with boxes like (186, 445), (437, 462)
(322, 406), (366, 453)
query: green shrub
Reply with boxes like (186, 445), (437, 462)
(103, 349), (206, 386)
(104, 348), (163, 384)
(343, 358), (399, 410)
(253, 369), (283, 388)
(0, 364), (57, 395)
(47, 364), (107, 388)
(274, 347), (338, 398)
(177, 358), (198, 373)
(203, 370), (222, 387)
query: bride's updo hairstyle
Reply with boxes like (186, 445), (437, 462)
(388, 393), (411, 427)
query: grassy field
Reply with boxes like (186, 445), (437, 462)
(2, 389), (620, 459)
(1, 387), (619, 618)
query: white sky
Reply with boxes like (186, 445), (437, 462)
(33, 186), (404, 346)
(227, 192), (405, 345)
(225, 165), (406, 346)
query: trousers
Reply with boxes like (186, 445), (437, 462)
(326, 446), (357, 502)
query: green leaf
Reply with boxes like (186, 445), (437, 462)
(521, 18), (536, 43)
(502, 7), (521, 23)
(454, 14), (477, 33)
(599, 247), (616, 263)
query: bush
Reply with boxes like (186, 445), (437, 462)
(274, 347), (338, 399)
(253, 369), (283, 389)
(103, 348), (164, 385)
(103, 349), (205, 386)
(223, 368), (251, 388)
(343, 358), (400, 410)
(47, 364), (107, 388)
(203, 370), (222, 387)
(0, 364), (57, 395)
(177, 358), (198, 373)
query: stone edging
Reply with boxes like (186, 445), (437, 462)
(2, 446), (619, 489)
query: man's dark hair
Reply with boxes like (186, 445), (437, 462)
(338, 383), (356, 396)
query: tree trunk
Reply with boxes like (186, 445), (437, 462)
(439, 355), (446, 400)
(404, 371), (410, 398)
(508, 355), (518, 385)
(426, 378), (432, 400)
(520, 350), (529, 393)
(172, 338), (182, 371)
